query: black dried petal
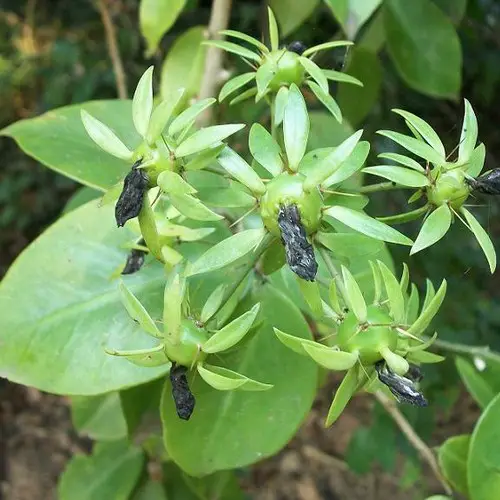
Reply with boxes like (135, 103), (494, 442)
(278, 205), (318, 281)
(170, 365), (195, 420)
(407, 363), (423, 383)
(121, 239), (146, 275)
(375, 361), (428, 407)
(287, 41), (307, 55)
(466, 169), (500, 195)
(115, 160), (149, 227)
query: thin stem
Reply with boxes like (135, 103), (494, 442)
(95, 0), (127, 99)
(270, 95), (277, 140)
(375, 391), (453, 495)
(316, 244), (347, 302)
(359, 181), (402, 194)
(211, 233), (275, 318)
(429, 337), (500, 364)
(197, 0), (233, 126)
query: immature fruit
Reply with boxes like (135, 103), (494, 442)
(261, 50), (305, 91)
(337, 306), (397, 364)
(260, 173), (323, 236)
(427, 169), (469, 209)
(165, 319), (208, 366)
(134, 141), (175, 185)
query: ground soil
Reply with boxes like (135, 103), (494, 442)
(0, 374), (479, 500)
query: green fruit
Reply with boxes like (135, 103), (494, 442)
(427, 169), (469, 209)
(336, 306), (397, 364)
(261, 50), (305, 91)
(260, 173), (323, 236)
(165, 319), (208, 366)
(133, 141), (174, 186)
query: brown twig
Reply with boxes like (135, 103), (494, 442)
(95, 0), (128, 99)
(374, 391), (453, 496)
(197, 0), (233, 126)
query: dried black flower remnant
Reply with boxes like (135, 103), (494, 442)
(121, 239), (146, 275)
(466, 169), (500, 195)
(375, 361), (428, 407)
(170, 364), (195, 420)
(278, 205), (318, 281)
(115, 159), (149, 227)
(287, 41), (307, 55)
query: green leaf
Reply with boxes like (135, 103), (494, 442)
(273, 327), (320, 356)
(303, 130), (363, 190)
(323, 69), (363, 86)
(249, 123), (283, 177)
(408, 279), (447, 336)
(406, 284), (420, 323)
(324, 0), (381, 39)
(219, 72), (256, 102)
(274, 86), (288, 126)
(80, 110), (134, 161)
(200, 284), (226, 324)
(303, 344), (358, 370)
(468, 393), (500, 500)
(284, 84), (309, 172)
(140, 0), (186, 56)
(384, 0), (461, 98)
(197, 363), (272, 391)
(1, 101), (140, 191)
(378, 261), (405, 323)
(324, 206), (413, 246)
(378, 152), (425, 172)
(201, 187), (256, 208)
(316, 232), (384, 261)
(157, 171), (196, 196)
(132, 66), (154, 138)
(229, 87), (258, 106)
(161, 285), (318, 475)
(159, 223), (215, 242)
(64, 187), (101, 214)
(267, 7), (279, 51)
(306, 80), (342, 123)
(377, 130), (445, 165)
(184, 144), (225, 171)
(465, 143), (486, 177)
(163, 274), (184, 349)
(0, 201), (170, 394)
(455, 357), (500, 410)
(187, 229), (266, 276)
(337, 47), (382, 126)
(321, 141), (370, 187)
(120, 282), (162, 338)
(341, 265), (367, 322)
(203, 40), (261, 63)
(411, 204), (452, 255)
(437, 434), (470, 496)
(302, 40), (353, 57)
(459, 99), (478, 164)
(406, 350), (444, 364)
(160, 26), (207, 103)
(146, 90), (185, 145)
(299, 56), (329, 93)
(393, 109), (446, 157)
(363, 165), (429, 187)
(219, 30), (269, 53)
(133, 480), (168, 500)
(175, 124), (245, 158)
(325, 366), (359, 426)
(168, 98), (216, 136)
(170, 193), (223, 222)
(269, 0), (319, 36)
(58, 440), (143, 500)
(422, 278), (436, 311)
(297, 279), (323, 316)
(217, 146), (267, 194)
(255, 62), (276, 100)
(71, 393), (127, 441)
(202, 304), (260, 353)
(105, 343), (170, 368)
(461, 207), (496, 273)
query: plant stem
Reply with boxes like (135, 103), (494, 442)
(428, 337), (500, 364)
(359, 181), (401, 194)
(95, 0), (127, 99)
(197, 0), (233, 126)
(317, 244), (347, 301)
(375, 391), (453, 496)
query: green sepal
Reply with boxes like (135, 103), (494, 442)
(197, 363), (272, 391)
(303, 344), (358, 371)
(105, 344), (171, 368)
